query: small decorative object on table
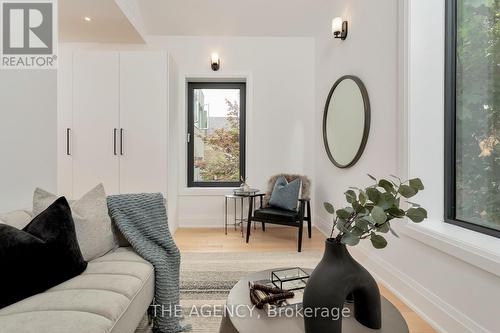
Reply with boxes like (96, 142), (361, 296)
(303, 174), (428, 333)
(248, 267), (309, 314)
(271, 267), (309, 291)
(239, 176), (251, 192)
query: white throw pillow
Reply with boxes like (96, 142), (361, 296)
(0, 210), (32, 229)
(33, 184), (116, 261)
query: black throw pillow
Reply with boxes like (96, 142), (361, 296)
(0, 197), (87, 309)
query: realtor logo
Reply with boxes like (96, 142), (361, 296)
(1, 0), (57, 69)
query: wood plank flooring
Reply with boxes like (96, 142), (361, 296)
(174, 226), (437, 333)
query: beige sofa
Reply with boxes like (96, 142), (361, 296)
(0, 210), (154, 333)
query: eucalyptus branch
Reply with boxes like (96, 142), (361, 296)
(323, 174), (427, 249)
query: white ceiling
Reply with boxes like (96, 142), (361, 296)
(137, 0), (329, 37)
(59, 0), (332, 42)
(59, 0), (143, 43)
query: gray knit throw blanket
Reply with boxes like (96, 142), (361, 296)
(107, 193), (189, 333)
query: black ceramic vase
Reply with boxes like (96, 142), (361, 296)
(303, 239), (381, 333)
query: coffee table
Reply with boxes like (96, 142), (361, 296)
(219, 269), (409, 333)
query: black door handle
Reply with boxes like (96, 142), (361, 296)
(113, 128), (118, 155)
(120, 128), (124, 155)
(66, 128), (71, 155)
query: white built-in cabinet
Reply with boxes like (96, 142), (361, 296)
(58, 51), (169, 199)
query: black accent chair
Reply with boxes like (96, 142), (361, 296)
(246, 174), (312, 252)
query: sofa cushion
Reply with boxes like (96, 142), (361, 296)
(0, 247), (154, 333)
(0, 197), (87, 309)
(0, 210), (32, 229)
(33, 184), (116, 261)
(254, 207), (299, 222)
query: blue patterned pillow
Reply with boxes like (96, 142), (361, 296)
(269, 176), (302, 211)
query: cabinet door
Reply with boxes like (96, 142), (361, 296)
(119, 52), (168, 195)
(57, 48), (73, 198)
(73, 52), (120, 197)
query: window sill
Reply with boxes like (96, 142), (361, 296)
(179, 187), (239, 196)
(400, 219), (500, 277)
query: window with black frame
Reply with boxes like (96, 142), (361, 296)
(445, 0), (500, 237)
(187, 82), (246, 187)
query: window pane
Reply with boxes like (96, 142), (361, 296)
(192, 88), (241, 183)
(455, 0), (500, 231)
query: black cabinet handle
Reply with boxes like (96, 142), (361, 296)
(113, 128), (118, 155)
(66, 128), (71, 155)
(120, 128), (124, 155)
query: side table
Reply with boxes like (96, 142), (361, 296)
(224, 189), (260, 236)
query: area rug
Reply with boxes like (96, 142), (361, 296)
(135, 250), (322, 333)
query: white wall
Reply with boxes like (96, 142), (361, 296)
(313, 1), (500, 332)
(145, 36), (316, 227)
(0, 70), (57, 212)
(314, 0), (400, 231)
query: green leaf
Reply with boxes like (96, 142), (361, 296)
(409, 178), (424, 191)
(406, 201), (421, 207)
(370, 234), (388, 249)
(324, 202), (335, 214)
(336, 209), (350, 220)
(389, 226), (400, 238)
(366, 188), (381, 203)
(399, 185), (417, 198)
(359, 191), (367, 206)
(377, 222), (390, 233)
(371, 206), (387, 224)
(406, 208), (427, 223)
(378, 179), (395, 193)
(360, 215), (376, 225)
(336, 218), (349, 232)
(352, 201), (364, 213)
(378, 192), (396, 210)
(345, 190), (357, 203)
(354, 218), (370, 231)
(351, 227), (365, 237)
(367, 174), (377, 181)
(388, 207), (405, 218)
(341, 233), (360, 246)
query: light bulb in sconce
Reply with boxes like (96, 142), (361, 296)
(211, 53), (220, 71)
(332, 17), (348, 40)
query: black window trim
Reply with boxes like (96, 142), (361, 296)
(187, 81), (246, 188)
(444, 0), (500, 238)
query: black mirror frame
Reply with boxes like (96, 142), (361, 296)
(323, 75), (371, 169)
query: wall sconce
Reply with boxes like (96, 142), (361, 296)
(211, 53), (220, 71)
(332, 17), (348, 40)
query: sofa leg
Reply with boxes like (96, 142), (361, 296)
(298, 224), (303, 252)
(262, 222), (266, 231)
(246, 220), (252, 243)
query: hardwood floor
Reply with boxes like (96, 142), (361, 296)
(174, 226), (437, 333)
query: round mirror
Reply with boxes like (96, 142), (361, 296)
(323, 75), (370, 168)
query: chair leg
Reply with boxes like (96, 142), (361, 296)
(307, 201), (312, 238)
(298, 223), (303, 252)
(246, 220), (252, 243)
(262, 222), (266, 231)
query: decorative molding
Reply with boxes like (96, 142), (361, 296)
(400, 222), (500, 277)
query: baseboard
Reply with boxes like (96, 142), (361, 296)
(315, 216), (489, 333)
